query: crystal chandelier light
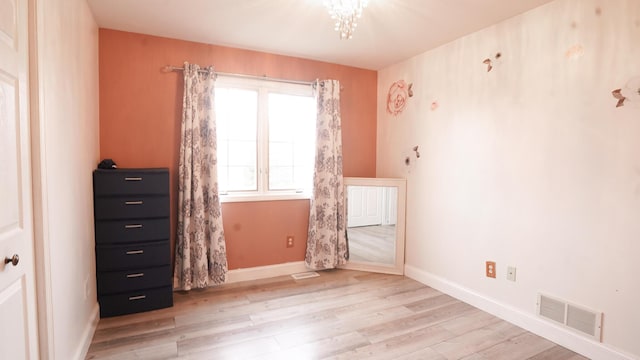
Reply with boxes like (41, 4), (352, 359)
(323, 0), (369, 40)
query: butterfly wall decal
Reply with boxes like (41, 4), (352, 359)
(483, 58), (493, 72)
(482, 52), (502, 72)
(612, 89), (626, 108)
(612, 76), (640, 108)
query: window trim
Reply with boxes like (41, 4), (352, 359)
(215, 75), (315, 202)
(220, 192), (311, 203)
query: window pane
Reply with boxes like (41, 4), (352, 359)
(268, 93), (316, 190)
(214, 80), (315, 195)
(215, 87), (258, 192)
(227, 166), (257, 191)
(215, 88), (257, 141)
(293, 142), (314, 166)
(269, 142), (293, 167)
(228, 140), (256, 166)
(269, 166), (294, 190)
(293, 165), (313, 191)
(217, 139), (229, 191)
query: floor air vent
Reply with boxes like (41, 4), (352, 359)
(291, 272), (320, 280)
(537, 294), (602, 341)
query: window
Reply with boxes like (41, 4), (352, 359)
(215, 77), (316, 200)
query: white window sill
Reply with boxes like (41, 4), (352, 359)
(220, 193), (312, 203)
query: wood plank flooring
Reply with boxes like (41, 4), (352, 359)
(348, 225), (396, 264)
(86, 270), (588, 360)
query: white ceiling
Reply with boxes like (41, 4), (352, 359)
(86, 0), (554, 70)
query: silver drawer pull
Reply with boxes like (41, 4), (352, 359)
(125, 250), (144, 255)
(124, 224), (143, 229)
(126, 273), (145, 278)
(125, 201), (143, 205)
(128, 295), (146, 301)
(125, 177), (142, 181)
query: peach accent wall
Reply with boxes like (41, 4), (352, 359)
(99, 29), (377, 269)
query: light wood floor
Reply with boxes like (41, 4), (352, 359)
(348, 225), (396, 264)
(86, 270), (588, 360)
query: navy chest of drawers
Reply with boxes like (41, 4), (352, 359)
(93, 168), (173, 317)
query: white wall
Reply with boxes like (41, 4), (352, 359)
(31, 0), (100, 358)
(377, 0), (640, 358)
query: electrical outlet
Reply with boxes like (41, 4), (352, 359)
(507, 266), (516, 281)
(486, 261), (496, 278)
(286, 236), (294, 248)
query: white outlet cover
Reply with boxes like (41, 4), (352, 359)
(507, 266), (517, 281)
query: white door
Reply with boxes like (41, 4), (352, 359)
(380, 187), (398, 226)
(0, 0), (39, 359)
(347, 186), (383, 227)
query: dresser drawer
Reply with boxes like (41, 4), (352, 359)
(97, 265), (172, 294)
(94, 196), (170, 220)
(96, 241), (170, 271)
(99, 286), (173, 317)
(94, 169), (169, 196)
(95, 218), (170, 244)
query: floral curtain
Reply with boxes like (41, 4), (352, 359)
(174, 62), (228, 291)
(305, 79), (348, 270)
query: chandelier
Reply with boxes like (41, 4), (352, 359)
(323, 0), (369, 40)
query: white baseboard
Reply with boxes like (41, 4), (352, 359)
(404, 265), (636, 360)
(74, 302), (99, 360)
(226, 261), (308, 283)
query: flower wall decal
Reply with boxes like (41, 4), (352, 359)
(565, 44), (584, 60)
(386, 80), (413, 116)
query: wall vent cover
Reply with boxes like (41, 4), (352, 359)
(537, 293), (602, 341)
(291, 272), (320, 280)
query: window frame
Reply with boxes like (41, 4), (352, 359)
(214, 75), (316, 203)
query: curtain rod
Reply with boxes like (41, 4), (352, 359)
(162, 65), (314, 86)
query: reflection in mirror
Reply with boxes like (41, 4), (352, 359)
(347, 186), (398, 265)
(342, 177), (405, 275)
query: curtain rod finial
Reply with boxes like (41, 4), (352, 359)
(161, 65), (174, 73)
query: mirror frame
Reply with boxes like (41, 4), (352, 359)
(341, 177), (406, 275)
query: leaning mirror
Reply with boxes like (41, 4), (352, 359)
(341, 177), (406, 275)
